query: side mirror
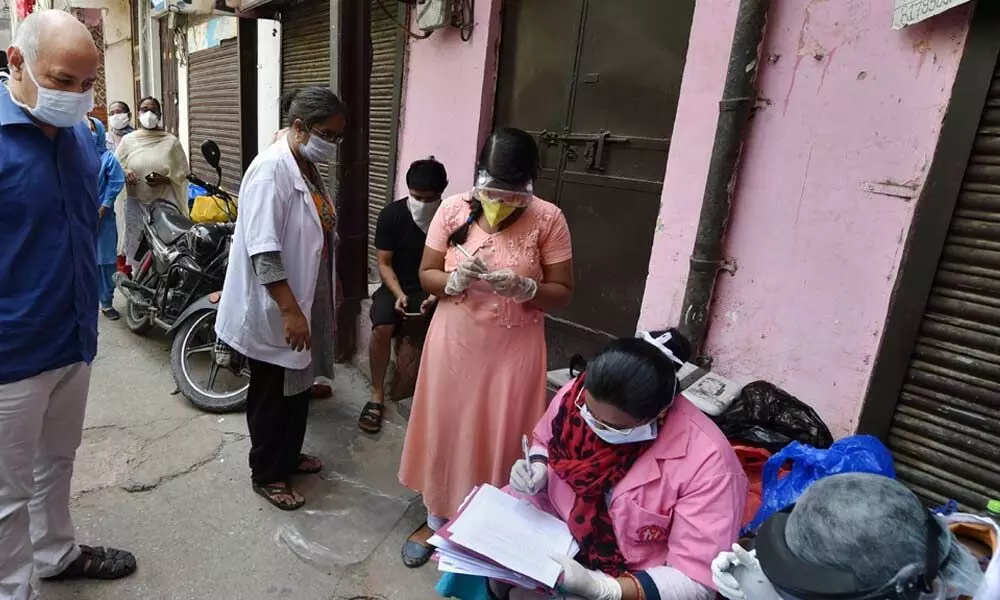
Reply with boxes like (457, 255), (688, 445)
(201, 140), (222, 182)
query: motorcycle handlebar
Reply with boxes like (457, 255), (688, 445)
(187, 174), (232, 202)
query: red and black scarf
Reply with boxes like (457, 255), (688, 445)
(548, 375), (655, 576)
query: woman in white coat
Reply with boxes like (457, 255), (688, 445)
(216, 87), (346, 510)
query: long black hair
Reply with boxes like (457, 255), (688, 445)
(447, 127), (540, 247)
(581, 329), (689, 421)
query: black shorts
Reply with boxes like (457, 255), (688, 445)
(370, 285), (431, 333)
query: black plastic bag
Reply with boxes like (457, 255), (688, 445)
(713, 381), (833, 453)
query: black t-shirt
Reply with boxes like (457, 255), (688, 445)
(374, 198), (427, 295)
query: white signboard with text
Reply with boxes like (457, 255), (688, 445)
(894, 0), (973, 29)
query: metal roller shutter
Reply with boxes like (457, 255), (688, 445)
(280, 0), (332, 188)
(280, 0), (330, 95)
(887, 61), (1000, 511)
(367, 0), (404, 272)
(160, 18), (180, 136)
(188, 40), (242, 193)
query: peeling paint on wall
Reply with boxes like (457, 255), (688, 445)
(639, 0), (973, 437)
(186, 15), (237, 53)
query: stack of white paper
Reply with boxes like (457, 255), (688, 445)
(428, 484), (579, 590)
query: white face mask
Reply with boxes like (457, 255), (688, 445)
(407, 197), (441, 233)
(6, 60), (93, 128)
(575, 390), (659, 445)
(139, 111), (160, 130)
(109, 113), (131, 131)
(299, 133), (338, 164)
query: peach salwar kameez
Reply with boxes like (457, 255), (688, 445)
(398, 192), (573, 519)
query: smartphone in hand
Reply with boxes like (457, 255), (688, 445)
(402, 295), (426, 318)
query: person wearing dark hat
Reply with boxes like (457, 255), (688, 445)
(712, 473), (986, 600)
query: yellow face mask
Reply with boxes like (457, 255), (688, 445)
(481, 199), (517, 227)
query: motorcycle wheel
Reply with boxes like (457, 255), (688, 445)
(170, 310), (248, 413)
(124, 298), (154, 335)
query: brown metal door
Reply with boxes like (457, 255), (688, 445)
(159, 18), (179, 136)
(494, 0), (696, 367)
(188, 40), (242, 192)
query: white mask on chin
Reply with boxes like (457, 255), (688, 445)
(407, 197), (441, 233)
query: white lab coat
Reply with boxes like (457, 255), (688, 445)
(216, 138), (325, 370)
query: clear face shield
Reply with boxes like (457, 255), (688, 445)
(472, 170), (534, 208)
(757, 507), (949, 600)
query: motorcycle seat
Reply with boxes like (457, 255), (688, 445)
(150, 201), (194, 245)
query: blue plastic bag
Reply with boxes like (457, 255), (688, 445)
(746, 435), (895, 533)
(188, 183), (207, 210)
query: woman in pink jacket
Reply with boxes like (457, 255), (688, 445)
(496, 332), (748, 600)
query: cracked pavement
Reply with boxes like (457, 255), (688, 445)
(40, 303), (440, 600)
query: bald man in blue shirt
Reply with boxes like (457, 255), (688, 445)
(0, 10), (136, 598)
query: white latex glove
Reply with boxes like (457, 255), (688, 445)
(510, 459), (548, 495)
(480, 268), (538, 302)
(549, 555), (622, 600)
(712, 545), (781, 600)
(444, 256), (488, 296)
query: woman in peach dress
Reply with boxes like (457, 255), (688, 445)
(398, 128), (575, 567)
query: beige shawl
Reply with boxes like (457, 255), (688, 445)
(115, 128), (190, 215)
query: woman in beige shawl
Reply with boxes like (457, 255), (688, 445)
(115, 96), (189, 274)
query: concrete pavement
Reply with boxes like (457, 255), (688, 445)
(41, 299), (441, 600)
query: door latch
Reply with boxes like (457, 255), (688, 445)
(539, 130), (629, 171)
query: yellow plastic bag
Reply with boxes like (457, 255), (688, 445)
(190, 195), (237, 223)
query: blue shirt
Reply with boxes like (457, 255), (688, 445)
(0, 83), (100, 384)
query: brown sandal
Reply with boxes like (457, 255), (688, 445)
(310, 383), (332, 399)
(252, 481), (304, 511)
(294, 453), (323, 474)
(358, 401), (385, 434)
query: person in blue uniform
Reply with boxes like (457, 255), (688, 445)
(87, 116), (126, 320)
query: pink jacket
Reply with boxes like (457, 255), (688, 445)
(522, 382), (748, 590)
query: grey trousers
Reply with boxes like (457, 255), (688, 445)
(0, 363), (90, 600)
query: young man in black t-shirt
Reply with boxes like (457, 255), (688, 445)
(360, 158), (448, 433)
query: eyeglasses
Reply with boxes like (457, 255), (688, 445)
(574, 387), (644, 435)
(474, 187), (533, 207)
(573, 376), (678, 434)
(311, 128), (344, 144)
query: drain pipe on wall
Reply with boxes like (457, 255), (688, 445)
(678, 0), (772, 364)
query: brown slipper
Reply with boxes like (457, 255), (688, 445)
(253, 481), (304, 511)
(294, 453), (323, 474)
(311, 383), (332, 399)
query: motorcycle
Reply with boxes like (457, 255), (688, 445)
(114, 140), (248, 413)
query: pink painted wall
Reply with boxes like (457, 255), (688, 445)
(639, 0), (972, 437)
(393, 0), (501, 199)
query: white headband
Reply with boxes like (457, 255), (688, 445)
(637, 330), (685, 366)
